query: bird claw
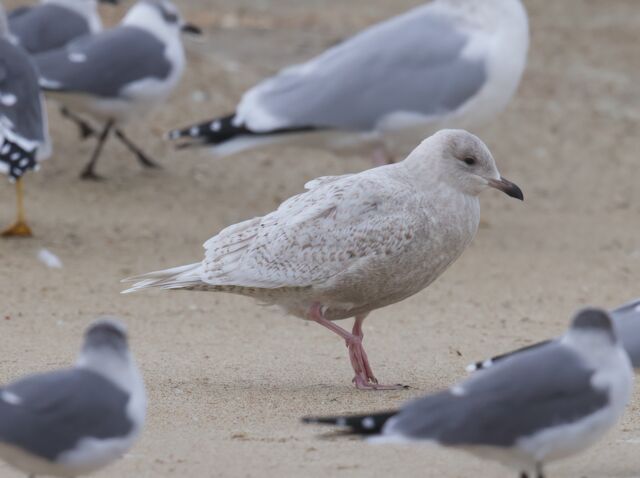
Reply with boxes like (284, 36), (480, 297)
(1, 221), (33, 238)
(80, 170), (105, 181)
(79, 124), (96, 140)
(137, 154), (161, 169)
(352, 375), (406, 391)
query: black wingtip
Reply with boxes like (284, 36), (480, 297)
(166, 114), (249, 148)
(302, 411), (396, 435)
(167, 114), (322, 149)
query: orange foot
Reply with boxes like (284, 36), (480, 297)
(2, 221), (33, 238)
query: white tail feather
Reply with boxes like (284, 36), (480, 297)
(121, 263), (203, 294)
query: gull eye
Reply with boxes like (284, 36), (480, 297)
(463, 157), (476, 166)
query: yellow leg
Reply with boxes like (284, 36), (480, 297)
(2, 178), (33, 238)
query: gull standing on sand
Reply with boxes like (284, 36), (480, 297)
(0, 318), (146, 478)
(34, 0), (201, 180)
(468, 297), (640, 372)
(168, 0), (529, 164)
(8, 0), (119, 55)
(124, 129), (523, 390)
(0, 6), (49, 237)
(304, 308), (634, 478)
(9, 0), (120, 139)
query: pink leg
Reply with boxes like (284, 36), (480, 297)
(308, 304), (405, 390)
(371, 145), (395, 167)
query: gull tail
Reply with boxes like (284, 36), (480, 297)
(302, 411), (396, 436)
(465, 339), (554, 373)
(121, 263), (203, 294)
(166, 113), (319, 156)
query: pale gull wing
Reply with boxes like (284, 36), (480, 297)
(467, 298), (640, 371)
(201, 172), (418, 288)
(236, 3), (486, 132)
(0, 368), (133, 461)
(9, 4), (91, 54)
(303, 173), (354, 191)
(0, 39), (45, 143)
(386, 343), (607, 445)
(34, 26), (171, 98)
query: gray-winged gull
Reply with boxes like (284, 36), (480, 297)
(0, 318), (146, 477)
(9, 0), (120, 141)
(303, 308), (634, 478)
(123, 129), (523, 390)
(33, 0), (201, 180)
(0, 6), (49, 237)
(9, 0), (119, 55)
(168, 0), (529, 164)
(468, 297), (640, 372)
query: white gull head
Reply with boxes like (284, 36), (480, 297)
(404, 129), (523, 200)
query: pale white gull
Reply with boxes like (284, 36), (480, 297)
(123, 129), (523, 390)
(0, 318), (146, 477)
(304, 308), (634, 478)
(168, 0), (529, 164)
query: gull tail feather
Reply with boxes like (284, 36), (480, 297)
(166, 113), (319, 156)
(121, 263), (203, 294)
(302, 411), (396, 436)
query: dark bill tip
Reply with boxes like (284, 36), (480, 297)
(488, 176), (524, 201)
(181, 23), (203, 35)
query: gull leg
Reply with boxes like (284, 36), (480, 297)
(2, 177), (33, 237)
(536, 463), (545, 478)
(371, 144), (395, 167)
(60, 107), (96, 139)
(352, 315), (378, 383)
(307, 303), (405, 390)
(81, 120), (114, 180)
(114, 129), (161, 169)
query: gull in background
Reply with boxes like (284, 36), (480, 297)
(304, 308), (634, 478)
(0, 318), (146, 478)
(123, 130), (523, 390)
(0, 5), (49, 237)
(468, 297), (640, 372)
(9, 0), (119, 55)
(168, 0), (529, 164)
(8, 0), (120, 139)
(34, 0), (201, 180)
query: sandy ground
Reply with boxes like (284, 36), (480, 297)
(1, 0), (640, 476)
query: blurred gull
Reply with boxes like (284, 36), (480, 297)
(9, 0), (120, 139)
(123, 130), (523, 390)
(0, 318), (146, 477)
(468, 297), (640, 372)
(0, 5), (49, 237)
(168, 0), (529, 164)
(34, 0), (201, 180)
(8, 0), (119, 55)
(304, 308), (634, 478)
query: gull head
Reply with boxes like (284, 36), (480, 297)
(565, 308), (618, 349)
(82, 316), (129, 355)
(410, 129), (523, 200)
(124, 0), (201, 37)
